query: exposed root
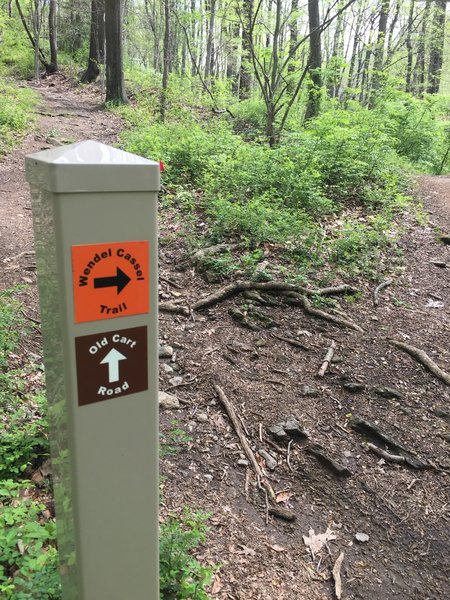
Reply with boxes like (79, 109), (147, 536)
(299, 295), (364, 333)
(390, 339), (450, 386)
(373, 278), (392, 306)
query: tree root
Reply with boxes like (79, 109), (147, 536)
(373, 278), (392, 306)
(159, 280), (360, 322)
(296, 295), (364, 332)
(390, 339), (450, 386)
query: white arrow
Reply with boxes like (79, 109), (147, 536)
(100, 348), (127, 383)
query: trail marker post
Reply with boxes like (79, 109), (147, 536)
(26, 140), (159, 599)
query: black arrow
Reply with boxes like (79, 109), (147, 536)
(94, 267), (131, 294)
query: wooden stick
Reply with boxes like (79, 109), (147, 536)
(214, 384), (276, 501)
(318, 340), (337, 377)
(332, 552), (345, 600)
(390, 339), (450, 386)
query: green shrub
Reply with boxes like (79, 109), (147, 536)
(0, 290), (49, 479)
(380, 92), (450, 174)
(0, 13), (34, 78)
(0, 82), (37, 155)
(0, 481), (61, 599)
(160, 510), (214, 600)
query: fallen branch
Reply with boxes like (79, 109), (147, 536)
(366, 443), (405, 464)
(390, 339), (450, 386)
(373, 278), (392, 306)
(318, 340), (337, 377)
(214, 384), (276, 501)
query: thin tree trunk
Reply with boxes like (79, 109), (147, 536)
(304, 0), (322, 121)
(427, 0), (447, 94)
(414, 0), (431, 97)
(47, 0), (58, 73)
(327, 8), (344, 98)
(369, 0), (390, 106)
(405, 0), (415, 93)
(160, 0), (171, 120)
(239, 0), (253, 99)
(204, 0), (216, 84)
(385, 0), (399, 59)
(15, 0), (49, 69)
(346, 2), (364, 93)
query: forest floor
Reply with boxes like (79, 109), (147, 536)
(0, 75), (449, 600)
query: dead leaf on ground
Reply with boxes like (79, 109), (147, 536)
(269, 544), (286, 552)
(275, 490), (294, 503)
(303, 527), (337, 558)
(211, 574), (223, 595)
(235, 544), (256, 557)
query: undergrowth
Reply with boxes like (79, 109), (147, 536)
(119, 89), (434, 278)
(0, 81), (37, 155)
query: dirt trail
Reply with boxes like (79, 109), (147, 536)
(0, 75), (122, 291)
(1, 77), (449, 600)
(420, 175), (450, 231)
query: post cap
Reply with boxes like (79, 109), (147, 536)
(25, 140), (160, 193)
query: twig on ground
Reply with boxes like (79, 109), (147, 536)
(332, 552), (345, 599)
(214, 384), (276, 501)
(318, 340), (337, 377)
(287, 440), (293, 472)
(390, 339), (450, 386)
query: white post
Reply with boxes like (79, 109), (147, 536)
(26, 140), (159, 599)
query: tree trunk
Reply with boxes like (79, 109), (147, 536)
(369, 0), (390, 106)
(346, 2), (364, 94)
(204, 0), (216, 83)
(47, 0), (58, 73)
(160, 0), (171, 121)
(288, 0), (298, 75)
(405, 0), (416, 93)
(105, 0), (128, 104)
(327, 8), (344, 98)
(239, 0), (253, 99)
(414, 0), (431, 96)
(386, 0), (399, 62)
(304, 0), (322, 122)
(81, 0), (105, 83)
(15, 0), (49, 70)
(427, 0), (447, 94)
